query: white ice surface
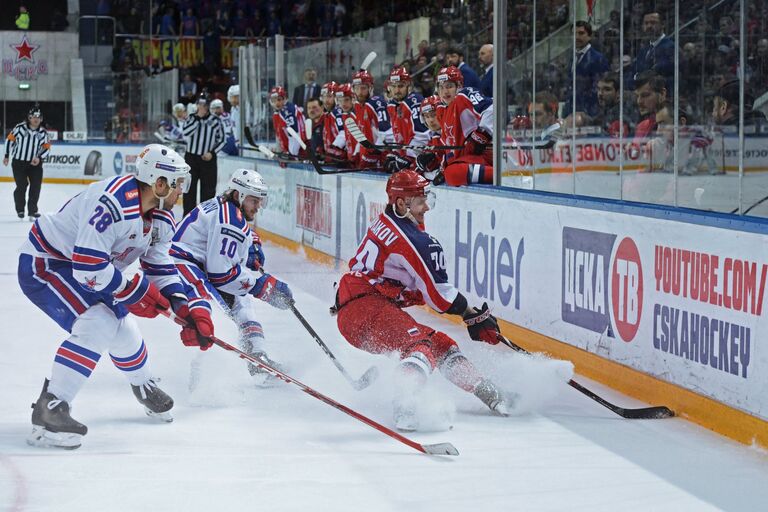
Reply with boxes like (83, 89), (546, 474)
(1, 183), (767, 512)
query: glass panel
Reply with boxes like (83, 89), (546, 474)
(742, 0), (768, 217)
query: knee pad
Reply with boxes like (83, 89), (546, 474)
(401, 341), (437, 372)
(429, 331), (459, 363)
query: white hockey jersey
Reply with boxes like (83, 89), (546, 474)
(20, 174), (184, 297)
(171, 197), (258, 298)
(229, 105), (240, 142)
(217, 112), (235, 137)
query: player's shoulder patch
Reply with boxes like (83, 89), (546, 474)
(218, 200), (248, 230)
(104, 175), (141, 220)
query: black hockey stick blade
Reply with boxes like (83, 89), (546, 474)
(303, 138), (377, 174)
(501, 139), (556, 151)
(422, 442), (460, 456)
(243, 125), (258, 148)
(497, 335), (675, 419)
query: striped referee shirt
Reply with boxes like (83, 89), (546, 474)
(182, 113), (225, 156)
(4, 122), (51, 162)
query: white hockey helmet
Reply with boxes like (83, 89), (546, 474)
(172, 103), (186, 114)
(227, 168), (268, 205)
(227, 85), (240, 100)
(187, 103), (197, 115)
(210, 98), (224, 111)
(135, 144), (191, 193)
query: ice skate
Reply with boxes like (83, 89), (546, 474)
(473, 379), (511, 417)
(132, 379), (174, 422)
(241, 339), (283, 387)
(27, 379), (87, 450)
(393, 402), (419, 432)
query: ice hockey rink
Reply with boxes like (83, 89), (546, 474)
(1, 182), (767, 512)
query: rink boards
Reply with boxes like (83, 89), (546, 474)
(216, 155), (768, 447)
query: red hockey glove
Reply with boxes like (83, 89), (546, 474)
(171, 299), (214, 351)
(114, 274), (170, 318)
(464, 128), (492, 156)
(463, 302), (500, 345)
(396, 289), (425, 308)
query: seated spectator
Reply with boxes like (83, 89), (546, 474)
(634, 71), (667, 138)
(445, 47), (481, 89)
(180, 73), (198, 103)
(593, 72), (630, 137)
(651, 105), (719, 175)
(712, 79), (765, 127)
(528, 91), (562, 139)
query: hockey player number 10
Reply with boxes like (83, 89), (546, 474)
(88, 206), (113, 233)
(219, 238), (238, 258)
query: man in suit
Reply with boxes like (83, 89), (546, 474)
(446, 47), (481, 90)
(564, 21), (609, 118)
(292, 68), (320, 110)
(478, 44), (493, 98)
(631, 11), (674, 90)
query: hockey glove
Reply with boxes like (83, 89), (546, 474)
(167, 294), (215, 351)
(463, 302), (500, 345)
(246, 243), (265, 271)
(384, 153), (414, 174)
(252, 273), (294, 310)
(416, 152), (439, 174)
(114, 274), (170, 318)
(464, 128), (492, 156)
(396, 289), (425, 308)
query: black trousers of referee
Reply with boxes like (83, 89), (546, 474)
(12, 160), (43, 215)
(183, 153), (218, 216)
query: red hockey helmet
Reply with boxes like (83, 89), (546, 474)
(335, 83), (354, 98)
(386, 169), (433, 206)
(388, 67), (411, 83)
(420, 95), (443, 115)
(269, 86), (287, 99)
(352, 70), (374, 87)
(436, 66), (463, 88)
(511, 114), (532, 130)
(321, 81), (338, 97)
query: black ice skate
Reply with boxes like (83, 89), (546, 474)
(473, 379), (511, 417)
(132, 379), (174, 422)
(28, 379), (87, 450)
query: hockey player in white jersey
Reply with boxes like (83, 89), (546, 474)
(17, 144), (212, 449)
(211, 99), (238, 156)
(170, 168), (293, 380)
(228, 85), (240, 144)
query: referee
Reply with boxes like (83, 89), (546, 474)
(3, 105), (51, 220)
(182, 92), (225, 215)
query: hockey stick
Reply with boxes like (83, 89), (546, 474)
(360, 51), (377, 71)
(242, 125), (307, 162)
(497, 334), (675, 419)
(344, 118), (463, 151)
(290, 301), (379, 391)
(257, 268), (378, 391)
(286, 125), (379, 174)
(501, 139), (557, 151)
(730, 194), (768, 215)
(161, 310), (457, 455)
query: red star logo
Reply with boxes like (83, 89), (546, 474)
(239, 279), (252, 291)
(10, 35), (39, 63)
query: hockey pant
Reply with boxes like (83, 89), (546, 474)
(175, 263), (266, 351)
(443, 161), (494, 186)
(18, 254), (154, 403)
(336, 293), (484, 391)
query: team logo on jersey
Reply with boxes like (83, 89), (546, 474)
(125, 189), (139, 201)
(239, 279), (252, 291)
(84, 276), (100, 289)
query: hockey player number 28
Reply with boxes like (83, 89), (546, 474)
(351, 239), (379, 273)
(88, 206), (113, 233)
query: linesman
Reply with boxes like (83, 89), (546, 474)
(182, 92), (225, 215)
(3, 105), (51, 221)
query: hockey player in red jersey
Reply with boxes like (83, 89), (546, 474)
(385, 67), (429, 157)
(269, 86), (306, 156)
(334, 170), (510, 431)
(434, 65), (495, 186)
(352, 70), (392, 167)
(319, 81), (347, 163)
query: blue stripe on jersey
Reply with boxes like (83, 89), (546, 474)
(208, 265), (241, 285)
(106, 175), (141, 211)
(385, 207), (450, 285)
(173, 207), (200, 242)
(169, 244), (202, 266)
(151, 209), (176, 228)
(220, 200), (247, 230)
